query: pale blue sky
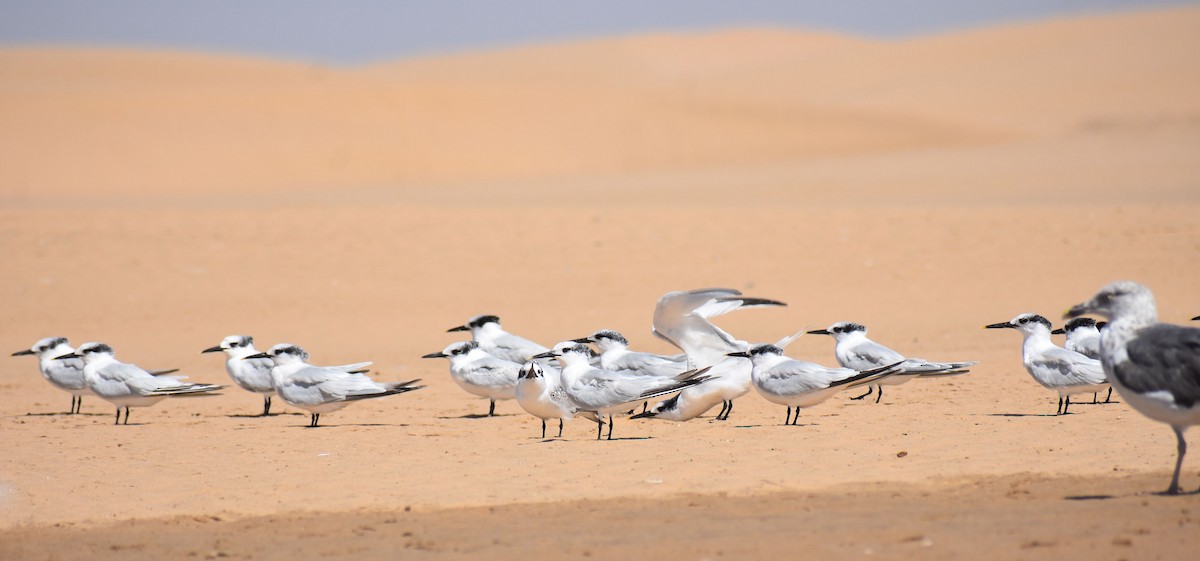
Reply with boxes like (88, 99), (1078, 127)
(0, 0), (1194, 64)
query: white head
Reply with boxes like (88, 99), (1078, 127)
(248, 343), (308, 365)
(727, 343), (785, 365)
(518, 361), (543, 381)
(1066, 281), (1158, 324)
(13, 336), (72, 359)
(422, 341), (482, 363)
(985, 313), (1053, 337)
(808, 322), (867, 342)
(537, 343), (593, 367)
(580, 330), (629, 352)
(65, 342), (116, 364)
(446, 314), (503, 338)
(201, 335), (256, 356)
(1051, 317), (1099, 337)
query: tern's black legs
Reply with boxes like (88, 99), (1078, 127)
(606, 415), (614, 440)
(1092, 392), (1099, 404)
(557, 419), (563, 438)
(1056, 396), (1073, 415)
(309, 413), (320, 428)
(850, 386), (874, 401)
(69, 396), (76, 414)
(596, 417), (603, 440)
(123, 406), (130, 425)
(718, 400), (734, 421)
(262, 396), (272, 417)
(488, 399), (496, 417)
(114, 407), (121, 425)
(874, 386), (884, 404)
(1168, 426), (1187, 495)
(1105, 387), (1113, 403)
(784, 406), (792, 425)
(75, 396), (83, 414)
(541, 419), (546, 439)
(714, 401), (729, 420)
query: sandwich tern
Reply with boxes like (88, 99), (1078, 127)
(986, 313), (1109, 415)
(729, 344), (902, 425)
(1067, 281), (1200, 494)
(573, 329), (688, 378)
(534, 344), (708, 439)
(1052, 318), (1112, 403)
(246, 344), (422, 428)
(423, 340), (518, 416)
(12, 337), (90, 414)
(807, 322), (976, 403)
(447, 314), (548, 364)
(202, 335), (276, 416)
(516, 359), (603, 438)
(59, 342), (222, 424)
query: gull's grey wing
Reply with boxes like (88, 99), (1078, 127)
(1115, 324), (1200, 408)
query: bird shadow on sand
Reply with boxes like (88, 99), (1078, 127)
(24, 411), (107, 417)
(290, 422), (411, 429)
(1066, 487), (1200, 501)
(436, 413), (520, 419)
(226, 412), (304, 418)
(984, 412), (1065, 418)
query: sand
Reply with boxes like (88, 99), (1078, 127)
(1, 6), (1199, 559)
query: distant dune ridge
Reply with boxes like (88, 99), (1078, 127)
(0, 6), (1198, 203)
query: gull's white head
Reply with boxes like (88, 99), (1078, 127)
(13, 336), (71, 358)
(1066, 281), (1157, 324)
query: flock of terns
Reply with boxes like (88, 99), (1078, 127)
(11, 281), (1200, 494)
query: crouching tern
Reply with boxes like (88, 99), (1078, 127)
(246, 344), (422, 428)
(808, 322), (975, 403)
(58, 342), (222, 425)
(202, 335), (277, 416)
(1067, 281), (1200, 494)
(986, 313), (1108, 415)
(728, 344), (903, 425)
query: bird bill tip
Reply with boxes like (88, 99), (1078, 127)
(200, 346), (223, 354)
(726, 351), (749, 358)
(11, 349), (35, 356)
(446, 325), (469, 333)
(806, 329), (831, 335)
(530, 351), (557, 359)
(983, 322), (1011, 329)
(421, 352), (447, 359)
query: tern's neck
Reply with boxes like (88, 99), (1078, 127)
(224, 346), (259, 360)
(471, 323), (505, 342)
(1020, 327), (1056, 357)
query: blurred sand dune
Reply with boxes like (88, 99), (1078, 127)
(1, 6), (1198, 202)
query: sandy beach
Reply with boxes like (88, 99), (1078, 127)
(2, 6), (1199, 559)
